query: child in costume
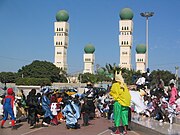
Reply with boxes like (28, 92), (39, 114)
(1, 88), (16, 130)
(41, 87), (53, 126)
(62, 97), (80, 129)
(50, 95), (60, 125)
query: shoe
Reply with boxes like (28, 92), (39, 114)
(29, 125), (36, 129)
(42, 122), (48, 127)
(50, 122), (56, 126)
(11, 126), (17, 130)
(111, 129), (120, 135)
(82, 123), (88, 126)
(1, 125), (4, 129)
(123, 131), (127, 135)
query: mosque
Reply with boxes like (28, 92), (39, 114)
(53, 8), (147, 74)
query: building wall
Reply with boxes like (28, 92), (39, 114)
(119, 20), (133, 69)
(54, 22), (69, 72)
(83, 53), (95, 74)
(136, 53), (146, 73)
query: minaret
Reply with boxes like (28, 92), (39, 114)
(83, 44), (95, 74)
(119, 8), (134, 69)
(136, 44), (146, 73)
(54, 10), (69, 72)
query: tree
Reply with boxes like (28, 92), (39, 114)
(16, 78), (51, 86)
(0, 72), (17, 83)
(17, 60), (67, 83)
(105, 63), (141, 85)
(149, 69), (175, 87)
(79, 73), (97, 84)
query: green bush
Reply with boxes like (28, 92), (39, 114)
(15, 78), (51, 86)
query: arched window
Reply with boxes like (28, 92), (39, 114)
(127, 41), (128, 45)
(59, 42), (61, 45)
(122, 27), (123, 30)
(127, 27), (129, 30)
(62, 28), (63, 31)
(124, 27), (126, 30)
(121, 41), (123, 45)
(124, 41), (126, 45)
(59, 28), (61, 31)
(61, 42), (63, 45)
(57, 28), (58, 31)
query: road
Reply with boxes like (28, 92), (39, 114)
(0, 117), (142, 135)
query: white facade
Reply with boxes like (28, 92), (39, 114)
(54, 22), (69, 72)
(136, 53), (146, 73)
(119, 20), (133, 69)
(83, 54), (95, 74)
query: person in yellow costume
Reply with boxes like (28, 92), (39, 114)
(110, 71), (131, 135)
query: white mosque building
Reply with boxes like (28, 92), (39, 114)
(54, 10), (69, 72)
(136, 44), (146, 73)
(119, 8), (134, 70)
(83, 44), (95, 74)
(53, 8), (146, 75)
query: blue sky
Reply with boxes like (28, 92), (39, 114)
(0, 0), (180, 75)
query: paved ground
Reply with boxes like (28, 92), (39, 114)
(0, 117), (141, 135)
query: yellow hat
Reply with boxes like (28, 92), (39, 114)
(115, 71), (124, 83)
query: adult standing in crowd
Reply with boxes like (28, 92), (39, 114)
(135, 73), (146, 90)
(169, 81), (178, 107)
(110, 71), (131, 135)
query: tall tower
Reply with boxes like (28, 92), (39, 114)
(119, 8), (134, 69)
(54, 10), (69, 72)
(83, 44), (95, 74)
(136, 44), (146, 73)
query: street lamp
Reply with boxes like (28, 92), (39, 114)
(175, 66), (179, 87)
(140, 12), (154, 70)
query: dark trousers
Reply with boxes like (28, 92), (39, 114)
(28, 107), (38, 126)
(43, 116), (51, 124)
(82, 113), (89, 125)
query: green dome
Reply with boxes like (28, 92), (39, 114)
(120, 8), (134, 20)
(136, 44), (146, 54)
(84, 44), (95, 54)
(56, 10), (69, 22)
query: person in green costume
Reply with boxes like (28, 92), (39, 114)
(110, 71), (131, 135)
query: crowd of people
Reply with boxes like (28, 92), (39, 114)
(132, 77), (180, 124)
(0, 71), (180, 135)
(0, 85), (114, 130)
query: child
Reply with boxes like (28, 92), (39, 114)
(1, 88), (16, 130)
(81, 98), (90, 126)
(41, 87), (53, 126)
(50, 95), (59, 125)
(62, 98), (80, 129)
(26, 89), (39, 128)
(95, 107), (101, 118)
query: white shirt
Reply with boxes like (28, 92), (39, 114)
(136, 77), (146, 85)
